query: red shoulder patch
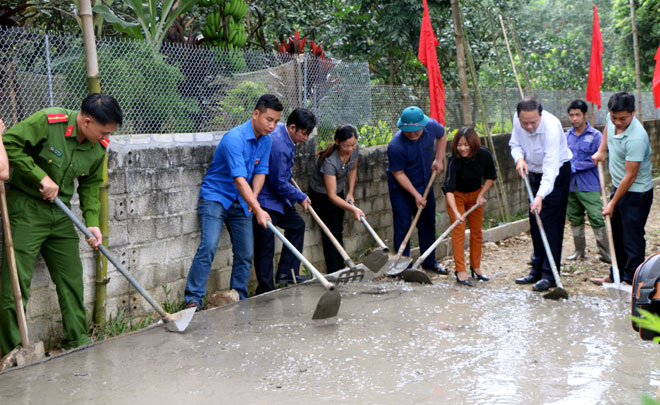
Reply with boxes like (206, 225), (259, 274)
(46, 114), (68, 124)
(99, 138), (110, 148)
(65, 126), (74, 137)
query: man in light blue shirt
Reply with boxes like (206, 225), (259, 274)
(510, 97), (572, 292)
(592, 91), (653, 285)
(185, 94), (283, 308)
(253, 108), (316, 293)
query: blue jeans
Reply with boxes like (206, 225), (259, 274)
(185, 198), (253, 305)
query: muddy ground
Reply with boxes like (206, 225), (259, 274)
(428, 185), (660, 297)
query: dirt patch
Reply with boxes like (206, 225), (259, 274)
(429, 185), (660, 297)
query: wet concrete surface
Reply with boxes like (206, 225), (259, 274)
(1, 281), (659, 404)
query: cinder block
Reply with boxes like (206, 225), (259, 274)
(129, 134), (151, 145)
(155, 216), (181, 239)
(182, 211), (199, 234)
(26, 287), (59, 318)
(108, 170), (127, 194)
(196, 133), (214, 142)
(127, 218), (156, 245)
(155, 133), (173, 143)
(125, 171), (154, 194)
(108, 220), (129, 248)
(155, 168), (182, 192)
(30, 262), (51, 289)
(174, 133), (194, 143)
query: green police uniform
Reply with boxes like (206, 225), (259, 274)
(0, 107), (108, 355)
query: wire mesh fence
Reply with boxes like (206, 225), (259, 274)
(1, 26), (658, 148)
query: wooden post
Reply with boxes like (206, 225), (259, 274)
(499, 15), (524, 99)
(507, 16), (532, 93)
(450, 0), (472, 126)
(629, 0), (643, 120)
(487, 9), (512, 120)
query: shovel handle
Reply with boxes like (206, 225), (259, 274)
(396, 171), (437, 257)
(0, 182), (31, 346)
(53, 198), (169, 319)
(523, 176), (564, 289)
(290, 178), (356, 268)
(348, 201), (388, 250)
(412, 202), (482, 269)
(267, 221), (335, 291)
(597, 162), (621, 285)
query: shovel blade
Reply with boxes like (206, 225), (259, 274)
(542, 287), (569, 300)
(312, 290), (341, 320)
(400, 269), (433, 284)
(15, 341), (45, 367)
(603, 282), (632, 301)
(165, 307), (196, 332)
(363, 249), (389, 273)
(385, 257), (412, 277)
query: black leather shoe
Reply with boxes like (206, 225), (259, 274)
(470, 266), (489, 281)
(515, 275), (539, 284)
(422, 263), (450, 275)
(532, 279), (556, 292)
(276, 274), (311, 285)
(455, 272), (473, 286)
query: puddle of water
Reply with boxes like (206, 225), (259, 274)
(0, 281), (657, 404)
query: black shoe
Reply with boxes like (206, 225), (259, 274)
(455, 272), (473, 286)
(185, 301), (201, 312)
(470, 266), (489, 281)
(276, 274), (311, 285)
(515, 275), (539, 285)
(532, 279), (556, 292)
(422, 263), (450, 275)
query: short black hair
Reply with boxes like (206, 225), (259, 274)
(81, 94), (123, 126)
(516, 97), (543, 115)
(255, 94), (283, 112)
(287, 108), (317, 131)
(567, 99), (588, 114)
(607, 91), (635, 113)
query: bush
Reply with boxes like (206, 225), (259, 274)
(217, 80), (268, 126)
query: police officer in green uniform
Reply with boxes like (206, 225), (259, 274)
(0, 94), (122, 356)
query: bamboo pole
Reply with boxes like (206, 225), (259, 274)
(629, 0), (642, 120)
(507, 16), (531, 92)
(460, 7), (509, 223)
(79, 0), (108, 324)
(499, 15), (524, 99)
(487, 9), (512, 120)
(450, 0), (472, 126)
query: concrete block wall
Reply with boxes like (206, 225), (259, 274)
(2, 119), (660, 347)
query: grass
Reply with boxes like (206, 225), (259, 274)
(161, 285), (185, 314)
(89, 308), (153, 341)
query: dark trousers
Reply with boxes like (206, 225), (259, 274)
(528, 161), (571, 281)
(610, 187), (653, 284)
(389, 186), (438, 268)
(308, 189), (345, 274)
(253, 205), (306, 294)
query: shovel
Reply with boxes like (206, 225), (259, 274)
(53, 198), (195, 332)
(266, 221), (340, 320)
(384, 171), (437, 278)
(597, 162), (632, 299)
(290, 179), (367, 281)
(523, 176), (568, 300)
(348, 201), (388, 273)
(0, 182), (45, 369)
(410, 202), (483, 281)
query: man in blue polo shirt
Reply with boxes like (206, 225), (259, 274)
(387, 106), (448, 274)
(592, 91), (653, 285)
(253, 108), (317, 294)
(185, 94), (283, 308)
(564, 99), (610, 263)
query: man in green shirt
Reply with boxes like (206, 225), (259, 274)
(0, 94), (122, 356)
(592, 91), (653, 285)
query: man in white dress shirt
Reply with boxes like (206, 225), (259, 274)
(510, 97), (573, 292)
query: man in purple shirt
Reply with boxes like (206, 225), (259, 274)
(185, 94), (282, 308)
(564, 100), (610, 263)
(253, 108), (317, 293)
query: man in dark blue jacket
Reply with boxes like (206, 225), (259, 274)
(253, 108), (317, 293)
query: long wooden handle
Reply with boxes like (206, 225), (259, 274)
(396, 171), (437, 257)
(349, 201), (388, 250)
(0, 182), (31, 346)
(499, 14), (524, 99)
(290, 178), (355, 267)
(412, 202), (482, 269)
(597, 162), (620, 285)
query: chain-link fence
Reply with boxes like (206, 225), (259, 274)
(1, 26), (658, 148)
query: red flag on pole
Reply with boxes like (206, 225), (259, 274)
(585, 5), (603, 109)
(418, 0), (445, 125)
(653, 43), (660, 109)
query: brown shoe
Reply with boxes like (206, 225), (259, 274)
(185, 301), (201, 312)
(589, 276), (612, 286)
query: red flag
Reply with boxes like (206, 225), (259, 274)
(585, 5), (603, 109)
(418, 0), (445, 125)
(653, 43), (660, 109)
